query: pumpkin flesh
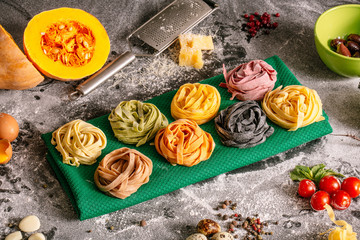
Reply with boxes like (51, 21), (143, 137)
(24, 8), (110, 81)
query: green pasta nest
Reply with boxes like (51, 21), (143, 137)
(108, 100), (168, 147)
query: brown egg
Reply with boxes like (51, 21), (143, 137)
(0, 139), (12, 164)
(0, 113), (19, 142)
(197, 219), (221, 236)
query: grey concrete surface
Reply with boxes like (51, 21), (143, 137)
(0, 0), (359, 239)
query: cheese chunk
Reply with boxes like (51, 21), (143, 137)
(179, 33), (214, 50)
(179, 48), (203, 69)
(178, 33), (213, 69)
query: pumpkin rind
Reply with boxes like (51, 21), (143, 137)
(0, 25), (44, 90)
(23, 8), (110, 81)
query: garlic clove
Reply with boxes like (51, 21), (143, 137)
(19, 215), (41, 233)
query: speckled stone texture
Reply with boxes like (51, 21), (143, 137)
(0, 0), (359, 239)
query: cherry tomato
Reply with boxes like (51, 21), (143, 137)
(341, 177), (360, 198)
(319, 176), (341, 194)
(330, 190), (351, 210)
(298, 179), (316, 198)
(310, 191), (330, 211)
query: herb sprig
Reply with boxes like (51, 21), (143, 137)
(290, 164), (344, 185)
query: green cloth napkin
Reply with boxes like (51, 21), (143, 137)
(41, 55), (333, 220)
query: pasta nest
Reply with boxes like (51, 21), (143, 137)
(214, 101), (274, 148)
(262, 85), (325, 131)
(51, 119), (107, 167)
(108, 100), (168, 147)
(154, 119), (215, 167)
(94, 147), (153, 199)
(171, 83), (221, 125)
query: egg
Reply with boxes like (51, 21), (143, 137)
(0, 139), (12, 164)
(197, 219), (221, 236)
(186, 233), (207, 240)
(0, 113), (19, 142)
(210, 232), (234, 240)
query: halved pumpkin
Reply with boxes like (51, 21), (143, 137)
(24, 8), (110, 81)
(0, 25), (44, 90)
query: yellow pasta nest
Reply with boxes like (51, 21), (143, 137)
(154, 119), (215, 167)
(321, 204), (357, 240)
(261, 85), (325, 131)
(171, 83), (221, 125)
(51, 119), (107, 166)
(94, 147), (153, 199)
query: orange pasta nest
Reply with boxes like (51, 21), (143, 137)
(154, 119), (215, 167)
(261, 85), (325, 131)
(94, 147), (153, 199)
(171, 83), (221, 125)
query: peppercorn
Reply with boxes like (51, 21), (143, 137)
(242, 221), (248, 228)
(140, 220), (147, 227)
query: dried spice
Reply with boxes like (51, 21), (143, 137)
(241, 12), (280, 40)
(140, 220), (147, 227)
(211, 200), (277, 239)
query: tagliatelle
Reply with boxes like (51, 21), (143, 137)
(320, 204), (357, 240)
(108, 100), (168, 147)
(154, 119), (215, 167)
(220, 60), (277, 101)
(94, 147), (153, 199)
(51, 119), (107, 167)
(171, 83), (221, 125)
(261, 85), (325, 131)
(214, 101), (274, 148)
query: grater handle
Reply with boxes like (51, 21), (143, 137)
(69, 51), (136, 100)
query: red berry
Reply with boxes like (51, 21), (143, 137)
(330, 190), (351, 210)
(244, 14), (249, 18)
(310, 191), (330, 211)
(319, 176), (341, 195)
(275, 13), (280, 17)
(256, 20), (260, 26)
(249, 15), (255, 21)
(298, 179), (316, 198)
(272, 22), (278, 28)
(251, 33), (256, 37)
(254, 12), (259, 16)
(341, 177), (360, 198)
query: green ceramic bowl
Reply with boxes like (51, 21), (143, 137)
(314, 4), (360, 77)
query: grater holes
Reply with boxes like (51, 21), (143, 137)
(132, 0), (212, 50)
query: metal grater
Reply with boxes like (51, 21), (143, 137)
(131, 0), (217, 54)
(70, 0), (218, 99)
